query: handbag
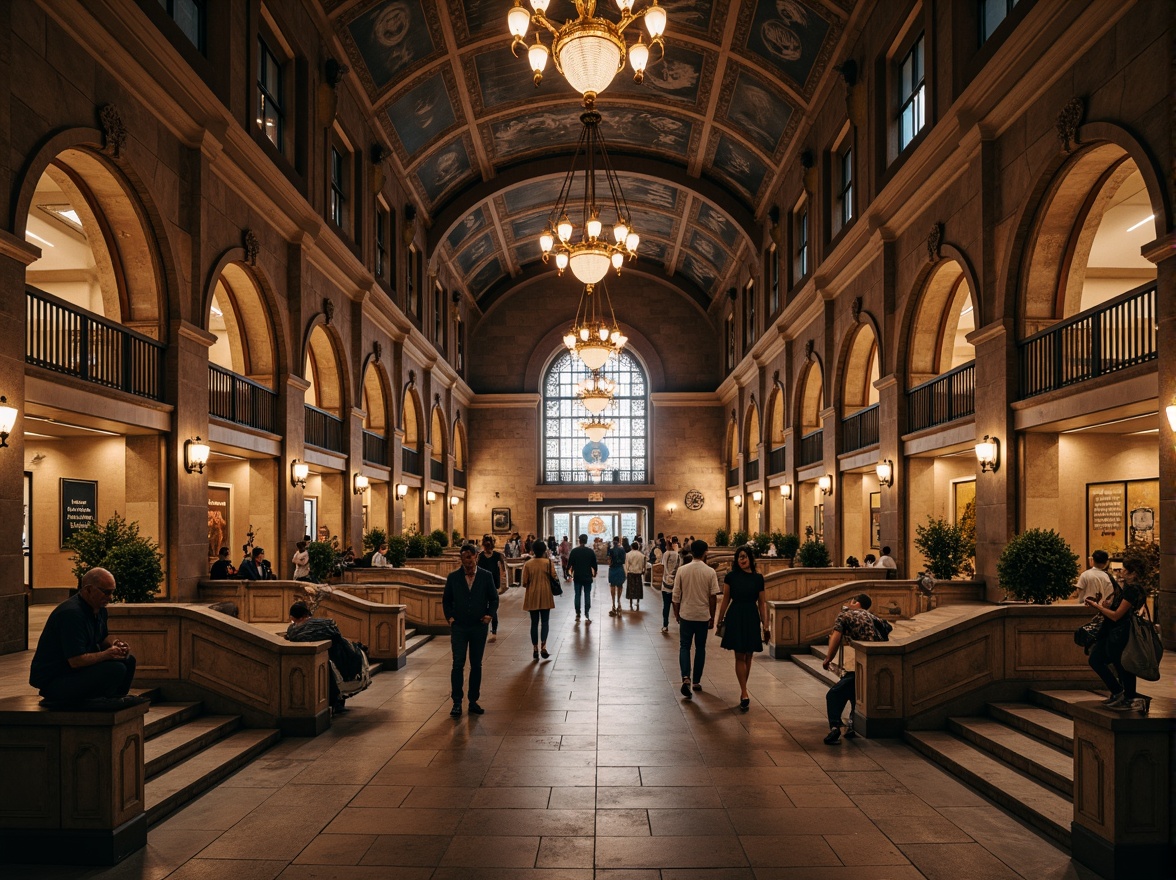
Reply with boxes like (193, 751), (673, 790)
(548, 562), (563, 596)
(715, 619), (726, 638)
(1074, 615), (1103, 652)
(1120, 604), (1163, 681)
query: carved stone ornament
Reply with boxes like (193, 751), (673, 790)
(372, 341), (382, 363)
(851, 296), (863, 322)
(731, 408), (737, 422)
(434, 393), (441, 406)
(243, 229), (260, 265)
(408, 369), (417, 386)
(927, 222), (943, 262)
(1056, 97), (1084, 153)
(773, 369), (780, 386)
(99, 104), (127, 158)
(804, 339), (814, 361)
(323, 298), (335, 324)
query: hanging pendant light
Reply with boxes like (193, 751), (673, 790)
(562, 282), (628, 370)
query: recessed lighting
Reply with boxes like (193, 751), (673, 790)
(960, 305), (973, 316)
(24, 416), (120, 436)
(1125, 214), (1154, 233)
(210, 304), (223, 318)
(25, 231), (54, 248)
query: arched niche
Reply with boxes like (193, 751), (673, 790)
(841, 323), (880, 415)
(361, 361), (392, 433)
(906, 260), (976, 387)
(766, 385), (786, 448)
(796, 360), (824, 434)
(304, 325), (346, 414)
(402, 387), (423, 451)
(743, 402), (761, 460)
(430, 405), (447, 462)
(725, 417), (739, 470)
(453, 418), (467, 470)
(207, 262), (277, 388)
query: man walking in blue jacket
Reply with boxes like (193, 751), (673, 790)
(443, 543), (499, 717)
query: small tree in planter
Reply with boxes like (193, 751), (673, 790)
(795, 539), (831, 568)
(64, 512), (164, 602)
(997, 528), (1079, 603)
(714, 528), (730, 547)
(385, 535), (408, 568)
(958, 499), (977, 576)
(406, 532), (427, 559)
(751, 532), (772, 556)
(451, 529), (462, 548)
(424, 537), (443, 557)
(731, 529), (749, 547)
(430, 528), (449, 549)
(1120, 538), (1159, 596)
(775, 532), (800, 560)
(362, 528), (387, 554)
(913, 516), (970, 580)
(307, 538), (342, 583)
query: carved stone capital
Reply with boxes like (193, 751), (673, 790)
(804, 339), (814, 361)
(99, 104), (127, 158)
(373, 341), (382, 363)
(927, 222), (943, 262)
(323, 298), (335, 324)
(1056, 97), (1084, 153)
(851, 296), (863, 322)
(243, 229), (260, 266)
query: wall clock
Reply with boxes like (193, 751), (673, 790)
(684, 489), (704, 510)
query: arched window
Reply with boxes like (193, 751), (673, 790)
(543, 350), (648, 483)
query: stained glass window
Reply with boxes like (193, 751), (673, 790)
(543, 350), (647, 483)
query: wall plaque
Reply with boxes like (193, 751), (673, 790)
(60, 478), (97, 547)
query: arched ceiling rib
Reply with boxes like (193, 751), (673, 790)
(325, 0), (853, 307)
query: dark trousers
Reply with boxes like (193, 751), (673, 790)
(1088, 636), (1137, 698)
(40, 655), (136, 703)
(529, 609), (551, 645)
(679, 619), (709, 683)
(661, 590), (673, 627)
(450, 622), (488, 704)
(491, 610), (498, 634)
(574, 579), (592, 616)
(826, 672), (856, 728)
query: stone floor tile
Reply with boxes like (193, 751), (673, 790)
(639, 765), (715, 786)
(827, 771), (911, 795)
(322, 807), (464, 836)
(490, 748), (597, 767)
(738, 835), (842, 867)
(550, 786), (599, 809)
(595, 786), (724, 810)
(937, 807), (1100, 879)
(356, 833), (452, 866)
(277, 867), (433, 880)
(872, 813), (973, 844)
(595, 808), (651, 836)
(160, 860), (288, 879)
(597, 766), (642, 786)
(536, 835), (596, 867)
(648, 807), (735, 836)
(430, 870), (592, 880)
(469, 786), (553, 808)
(156, 786), (274, 830)
(439, 835), (541, 867)
(823, 831), (910, 865)
(399, 786), (478, 808)
(662, 870), (758, 880)
(591, 871), (661, 880)
(291, 834), (376, 865)
(726, 807), (869, 836)
(851, 793), (941, 819)
(482, 765), (598, 787)
(750, 868), (928, 880)
(347, 785), (412, 808)
(595, 835), (749, 869)
(458, 808), (596, 836)
(781, 785), (856, 809)
(714, 785), (796, 809)
(900, 842), (1026, 879)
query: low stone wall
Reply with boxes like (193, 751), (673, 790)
(339, 583), (450, 633)
(762, 566), (884, 602)
(106, 604), (329, 736)
(340, 567), (446, 586)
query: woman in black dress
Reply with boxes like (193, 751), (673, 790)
(716, 545), (768, 711)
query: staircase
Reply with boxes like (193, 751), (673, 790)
(405, 626), (433, 654)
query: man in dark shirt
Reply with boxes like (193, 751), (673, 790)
(29, 567), (143, 708)
(238, 547), (268, 580)
(477, 535), (507, 641)
(567, 533), (598, 624)
(210, 546), (236, 579)
(821, 593), (881, 744)
(443, 543), (499, 718)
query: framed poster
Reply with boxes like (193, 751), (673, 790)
(869, 491), (881, 549)
(60, 478), (97, 547)
(207, 485), (231, 561)
(492, 507), (511, 533)
(1086, 479), (1158, 558)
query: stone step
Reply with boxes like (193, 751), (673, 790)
(947, 716), (1073, 797)
(144, 714), (242, 778)
(988, 702), (1074, 752)
(406, 633), (433, 655)
(1031, 688), (1106, 717)
(904, 729), (1071, 849)
(789, 652), (840, 687)
(143, 701), (203, 738)
(145, 727), (280, 826)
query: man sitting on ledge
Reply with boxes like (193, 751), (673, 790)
(29, 567), (145, 709)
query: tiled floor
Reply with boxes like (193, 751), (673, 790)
(6, 581), (1100, 880)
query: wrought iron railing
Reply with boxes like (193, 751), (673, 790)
(726, 466), (739, 487)
(842, 403), (879, 453)
(26, 286), (165, 401)
(402, 447), (422, 475)
(1018, 282), (1156, 398)
(745, 459), (759, 482)
(453, 468), (466, 489)
(362, 430), (388, 466)
(907, 361), (975, 433)
(547, 470), (647, 484)
(208, 364), (278, 433)
(767, 445), (786, 474)
(797, 429), (823, 467)
(304, 404), (344, 453)
(430, 458), (446, 482)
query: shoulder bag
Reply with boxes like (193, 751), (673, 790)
(548, 561), (563, 596)
(1120, 603), (1163, 681)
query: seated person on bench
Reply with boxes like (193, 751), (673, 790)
(29, 567), (145, 709)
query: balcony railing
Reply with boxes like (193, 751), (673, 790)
(362, 430), (388, 467)
(304, 404), (344, 453)
(797, 429), (823, 467)
(907, 362), (975, 433)
(745, 459), (759, 482)
(726, 466), (740, 487)
(842, 404), (879, 453)
(767, 445), (786, 475)
(430, 457), (446, 482)
(26, 286), (165, 401)
(402, 447), (422, 475)
(453, 468), (466, 489)
(1018, 282), (1157, 399)
(209, 365), (278, 433)
(546, 469), (646, 484)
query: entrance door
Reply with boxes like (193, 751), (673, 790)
(547, 507), (648, 544)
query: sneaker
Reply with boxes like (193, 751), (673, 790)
(468, 701), (485, 715)
(661, 626), (668, 633)
(1104, 693), (1131, 710)
(585, 616), (591, 625)
(844, 721), (857, 739)
(692, 683), (702, 692)
(575, 612), (581, 620)
(450, 703), (462, 717)
(1101, 692), (1124, 706)
(680, 677), (692, 698)
(823, 727), (841, 745)
(488, 633), (496, 642)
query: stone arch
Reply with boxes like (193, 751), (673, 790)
(725, 415), (739, 470)
(743, 401), (761, 459)
(902, 258), (978, 387)
(521, 312), (667, 393)
(402, 386), (424, 451)
(204, 258), (281, 387)
(17, 136), (174, 339)
(838, 322), (880, 416)
(430, 404), (448, 462)
(765, 383), (786, 447)
(302, 323), (348, 415)
(360, 356), (392, 433)
(453, 417), (468, 471)
(795, 358), (824, 434)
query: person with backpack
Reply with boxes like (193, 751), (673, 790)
(820, 592), (889, 744)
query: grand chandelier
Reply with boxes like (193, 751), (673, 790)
(576, 371), (616, 415)
(507, 0), (668, 101)
(563, 282), (628, 370)
(580, 416), (613, 443)
(540, 108), (640, 284)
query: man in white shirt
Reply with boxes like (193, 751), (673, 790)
(671, 539), (721, 699)
(876, 546), (897, 571)
(371, 543), (391, 568)
(659, 541), (681, 633)
(1076, 550), (1113, 602)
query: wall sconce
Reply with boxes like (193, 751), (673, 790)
(395, 483), (408, 499)
(818, 474), (833, 496)
(751, 490), (762, 503)
(291, 459), (309, 488)
(1167, 405), (1176, 431)
(780, 483), (792, 500)
(0, 396), (17, 448)
(666, 502), (676, 518)
(353, 473), (369, 495)
(734, 494), (743, 508)
(450, 494), (460, 508)
(426, 490), (437, 504)
(876, 459), (893, 488)
(975, 435), (1000, 473)
(184, 436), (210, 474)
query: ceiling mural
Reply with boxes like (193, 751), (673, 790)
(326, 0), (854, 308)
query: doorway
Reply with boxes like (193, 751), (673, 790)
(545, 506), (649, 545)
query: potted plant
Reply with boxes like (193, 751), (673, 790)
(776, 532), (800, 561)
(307, 537), (342, 583)
(795, 539), (831, 568)
(913, 516), (970, 580)
(451, 529), (462, 548)
(997, 528), (1079, 603)
(406, 532), (427, 559)
(731, 529), (749, 547)
(430, 528), (449, 549)
(64, 512), (164, 602)
(385, 535), (408, 568)
(362, 527), (387, 555)
(714, 527), (730, 547)
(751, 532), (772, 557)
(424, 537), (444, 557)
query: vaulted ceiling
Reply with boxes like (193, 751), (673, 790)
(324, 0), (854, 309)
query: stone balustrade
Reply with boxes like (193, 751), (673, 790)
(338, 583), (450, 633)
(197, 580), (408, 665)
(763, 565), (890, 602)
(106, 604), (329, 736)
(339, 566), (447, 586)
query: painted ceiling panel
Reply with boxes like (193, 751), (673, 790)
(387, 69), (458, 158)
(446, 206), (488, 251)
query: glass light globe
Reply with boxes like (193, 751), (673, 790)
(563, 332), (576, 349)
(569, 248), (611, 284)
(507, 5), (531, 38)
(557, 31), (623, 96)
(579, 327), (590, 341)
(645, 2), (667, 38)
(557, 216), (573, 241)
(587, 213), (602, 240)
(611, 251), (624, 269)
(628, 37), (649, 75)
(530, 0), (550, 12)
(615, 0), (635, 12)
(613, 220), (628, 244)
(598, 325), (610, 341)
(555, 251), (569, 271)
(625, 231), (639, 251)
(579, 344), (611, 371)
(540, 229), (554, 253)
(528, 40), (550, 75)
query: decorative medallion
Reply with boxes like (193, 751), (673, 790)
(684, 489), (704, 511)
(243, 229), (260, 265)
(851, 296), (863, 322)
(408, 369), (416, 386)
(1056, 97), (1084, 153)
(927, 222), (943, 262)
(99, 104), (127, 158)
(804, 338), (814, 361)
(588, 515), (607, 535)
(372, 341), (382, 362)
(323, 298), (335, 324)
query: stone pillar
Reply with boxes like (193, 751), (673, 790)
(820, 405), (839, 561)
(0, 233), (37, 654)
(782, 426), (796, 536)
(348, 405), (365, 551)
(391, 426), (405, 535)
(875, 374), (905, 575)
(170, 322), (214, 601)
(1147, 236), (1176, 649)
(283, 375), (310, 570)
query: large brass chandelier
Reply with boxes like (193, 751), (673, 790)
(563, 282), (628, 370)
(540, 108), (639, 284)
(507, 0), (668, 101)
(576, 371), (616, 415)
